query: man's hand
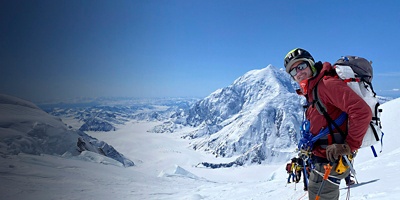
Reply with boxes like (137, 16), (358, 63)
(326, 143), (351, 162)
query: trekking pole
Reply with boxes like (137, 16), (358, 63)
(315, 162), (333, 200)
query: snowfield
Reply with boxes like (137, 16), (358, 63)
(1, 97), (400, 200)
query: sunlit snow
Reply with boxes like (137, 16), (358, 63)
(1, 92), (400, 199)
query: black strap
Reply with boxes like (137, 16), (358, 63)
(369, 122), (380, 141)
(363, 81), (377, 97)
(312, 79), (347, 142)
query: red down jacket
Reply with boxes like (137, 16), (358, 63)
(299, 62), (372, 159)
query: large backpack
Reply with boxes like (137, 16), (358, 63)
(285, 163), (292, 173)
(313, 56), (384, 157)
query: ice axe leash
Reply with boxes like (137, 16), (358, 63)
(343, 155), (358, 184)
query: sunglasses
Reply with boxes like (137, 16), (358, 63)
(289, 62), (309, 77)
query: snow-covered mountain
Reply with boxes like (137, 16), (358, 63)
(154, 65), (305, 166)
(0, 94), (134, 167)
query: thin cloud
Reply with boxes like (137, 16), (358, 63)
(378, 88), (400, 92)
(376, 72), (400, 77)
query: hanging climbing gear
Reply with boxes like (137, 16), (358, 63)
(334, 156), (349, 174)
(301, 156), (309, 190)
(298, 112), (348, 152)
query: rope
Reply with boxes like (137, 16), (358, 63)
(346, 185), (351, 200)
(313, 169), (341, 186)
(298, 191), (308, 200)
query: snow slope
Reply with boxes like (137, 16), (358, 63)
(0, 94), (133, 166)
(1, 95), (399, 199)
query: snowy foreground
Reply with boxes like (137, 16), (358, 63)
(2, 98), (400, 200)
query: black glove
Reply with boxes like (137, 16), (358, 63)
(326, 143), (351, 162)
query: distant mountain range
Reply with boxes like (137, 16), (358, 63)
(41, 97), (199, 132)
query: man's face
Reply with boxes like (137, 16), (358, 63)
(289, 61), (312, 82)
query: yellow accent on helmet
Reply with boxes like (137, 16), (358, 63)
(284, 48), (315, 74)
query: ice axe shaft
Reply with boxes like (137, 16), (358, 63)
(315, 162), (333, 200)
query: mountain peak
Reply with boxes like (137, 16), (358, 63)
(231, 65), (296, 97)
(174, 65), (304, 166)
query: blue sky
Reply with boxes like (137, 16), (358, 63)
(1, 0), (400, 103)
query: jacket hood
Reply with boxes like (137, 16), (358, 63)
(298, 61), (333, 96)
(307, 62), (334, 90)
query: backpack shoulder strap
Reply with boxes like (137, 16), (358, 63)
(312, 78), (347, 140)
(312, 81), (326, 115)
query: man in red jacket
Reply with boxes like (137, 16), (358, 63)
(284, 48), (371, 200)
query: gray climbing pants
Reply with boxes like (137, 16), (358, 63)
(308, 162), (350, 200)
